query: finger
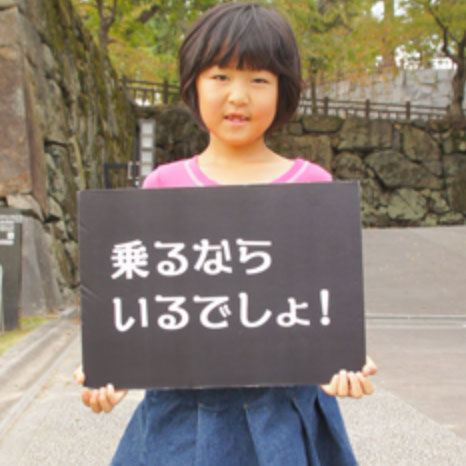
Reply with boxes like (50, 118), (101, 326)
(337, 370), (349, 397)
(320, 374), (339, 396)
(363, 356), (378, 376)
(99, 387), (113, 413)
(348, 371), (363, 399)
(73, 366), (86, 385)
(107, 384), (117, 405)
(89, 389), (102, 414)
(357, 372), (375, 395)
(81, 388), (92, 407)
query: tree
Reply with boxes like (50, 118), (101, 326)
(400, 0), (466, 120)
(72, 0), (220, 81)
(73, 1), (159, 51)
(274, 0), (386, 106)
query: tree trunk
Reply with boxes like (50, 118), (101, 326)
(382, 0), (395, 69)
(311, 74), (318, 115)
(447, 32), (465, 121)
(308, 59), (319, 115)
(449, 59), (465, 120)
(97, 0), (117, 52)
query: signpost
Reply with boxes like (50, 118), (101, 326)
(0, 208), (22, 332)
(79, 182), (366, 389)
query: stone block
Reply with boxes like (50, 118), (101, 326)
(302, 115), (343, 133)
(6, 193), (43, 221)
(286, 135), (333, 172)
(446, 172), (466, 213)
(402, 125), (440, 162)
(387, 189), (427, 223)
(360, 178), (385, 207)
(24, 75), (48, 213)
(366, 150), (443, 190)
(334, 152), (365, 180)
(47, 195), (63, 220)
(429, 192), (449, 215)
(0, 8), (32, 197)
(337, 117), (392, 152)
(19, 216), (62, 315)
(423, 159), (443, 177)
(438, 212), (465, 225)
(422, 214), (438, 227)
(45, 231), (73, 288)
(361, 205), (389, 227)
(443, 154), (466, 187)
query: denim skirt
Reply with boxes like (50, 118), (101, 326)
(111, 385), (357, 466)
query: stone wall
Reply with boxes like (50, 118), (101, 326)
(314, 68), (466, 110)
(139, 105), (466, 227)
(0, 0), (136, 313)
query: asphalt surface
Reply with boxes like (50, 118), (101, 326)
(0, 225), (465, 465)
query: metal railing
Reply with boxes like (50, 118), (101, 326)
(297, 97), (449, 121)
(121, 77), (180, 106)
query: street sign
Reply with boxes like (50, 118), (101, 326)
(0, 208), (22, 332)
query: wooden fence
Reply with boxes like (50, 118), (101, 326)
(121, 78), (452, 121)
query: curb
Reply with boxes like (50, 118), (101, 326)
(0, 306), (79, 382)
(0, 307), (80, 438)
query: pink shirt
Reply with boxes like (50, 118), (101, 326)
(142, 155), (332, 188)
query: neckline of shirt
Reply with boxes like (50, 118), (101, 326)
(186, 155), (306, 186)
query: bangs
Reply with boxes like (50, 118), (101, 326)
(200, 10), (289, 75)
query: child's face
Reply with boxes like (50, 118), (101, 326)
(195, 65), (278, 149)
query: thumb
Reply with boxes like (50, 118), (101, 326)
(73, 365), (86, 385)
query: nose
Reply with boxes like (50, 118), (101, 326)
(227, 81), (249, 106)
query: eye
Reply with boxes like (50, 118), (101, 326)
(252, 77), (268, 84)
(212, 74), (228, 81)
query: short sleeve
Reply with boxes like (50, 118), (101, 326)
(142, 168), (162, 189)
(295, 160), (332, 183)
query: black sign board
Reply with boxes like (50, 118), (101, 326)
(0, 208), (22, 332)
(79, 182), (365, 389)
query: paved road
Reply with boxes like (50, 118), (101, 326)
(0, 226), (465, 465)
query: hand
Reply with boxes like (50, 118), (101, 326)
(320, 356), (378, 399)
(73, 365), (128, 413)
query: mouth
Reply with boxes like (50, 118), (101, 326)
(224, 113), (250, 122)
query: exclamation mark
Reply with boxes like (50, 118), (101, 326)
(320, 289), (330, 326)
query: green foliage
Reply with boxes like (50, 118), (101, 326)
(273, 0), (389, 82)
(71, 0), (220, 81)
(399, 0), (466, 63)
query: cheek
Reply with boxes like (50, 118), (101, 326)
(196, 82), (216, 125)
(198, 92), (222, 126)
(259, 92), (278, 125)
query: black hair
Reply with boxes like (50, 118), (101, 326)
(179, 2), (301, 134)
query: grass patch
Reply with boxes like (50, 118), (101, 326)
(0, 315), (55, 357)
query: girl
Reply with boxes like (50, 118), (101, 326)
(75, 3), (377, 465)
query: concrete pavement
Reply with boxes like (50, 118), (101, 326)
(0, 226), (465, 465)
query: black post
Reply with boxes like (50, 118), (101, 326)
(163, 79), (169, 104)
(365, 99), (371, 119)
(324, 97), (329, 116)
